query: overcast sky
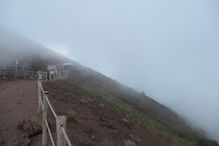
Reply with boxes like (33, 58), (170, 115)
(1, 0), (219, 141)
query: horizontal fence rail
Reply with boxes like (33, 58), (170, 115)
(0, 69), (36, 80)
(38, 77), (72, 146)
(61, 126), (72, 146)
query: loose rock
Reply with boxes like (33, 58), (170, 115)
(123, 140), (137, 146)
(17, 114), (42, 137)
(14, 138), (31, 146)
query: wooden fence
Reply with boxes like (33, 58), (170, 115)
(0, 69), (36, 80)
(38, 77), (72, 146)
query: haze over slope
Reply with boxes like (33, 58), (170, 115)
(0, 27), (70, 68)
(0, 28), (219, 145)
(1, 0), (219, 142)
(59, 63), (218, 145)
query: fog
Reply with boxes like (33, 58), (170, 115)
(1, 0), (219, 141)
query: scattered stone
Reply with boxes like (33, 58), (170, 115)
(79, 98), (88, 104)
(91, 135), (95, 140)
(14, 138), (31, 146)
(102, 123), (115, 130)
(120, 118), (132, 129)
(82, 128), (93, 134)
(108, 129), (118, 134)
(99, 116), (108, 123)
(123, 140), (137, 146)
(130, 134), (140, 144)
(0, 140), (5, 145)
(99, 139), (115, 146)
(78, 141), (94, 146)
(122, 118), (128, 122)
(99, 103), (104, 108)
(17, 114), (42, 137)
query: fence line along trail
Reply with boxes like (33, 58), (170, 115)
(0, 80), (40, 145)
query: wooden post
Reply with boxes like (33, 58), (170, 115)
(3, 71), (5, 79)
(38, 81), (40, 112)
(56, 116), (66, 146)
(24, 71), (26, 79)
(42, 93), (48, 146)
(38, 78), (42, 112)
(15, 64), (17, 79)
(46, 72), (48, 81)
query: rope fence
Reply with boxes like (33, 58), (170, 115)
(38, 75), (72, 146)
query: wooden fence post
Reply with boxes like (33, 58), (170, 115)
(37, 79), (42, 113)
(42, 93), (48, 146)
(3, 71), (6, 79)
(56, 116), (66, 146)
(15, 71), (16, 79)
(24, 71), (26, 79)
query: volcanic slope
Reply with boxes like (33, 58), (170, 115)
(1, 27), (218, 145)
(43, 63), (219, 146)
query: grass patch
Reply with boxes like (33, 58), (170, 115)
(66, 110), (77, 122)
(47, 76), (219, 146)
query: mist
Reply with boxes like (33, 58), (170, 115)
(1, 0), (219, 141)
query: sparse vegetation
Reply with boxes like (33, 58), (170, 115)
(46, 67), (219, 146)
(66, 110), (77, 122)
(130, 134), (140, 144)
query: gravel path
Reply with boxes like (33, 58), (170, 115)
(0, 80), (39, 145)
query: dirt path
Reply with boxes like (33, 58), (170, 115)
(0, 80), (39, 145)
(0, 79), (172, 146)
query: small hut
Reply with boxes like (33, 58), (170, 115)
(63, 63), (73, 70)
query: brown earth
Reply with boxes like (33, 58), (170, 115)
(0, 80), (41, 146)
(0, 79), (172, 146)
(44, 81), (172, 146)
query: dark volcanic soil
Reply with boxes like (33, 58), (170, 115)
(0, 80), (41, 146)
(44, 81), (172, 146)
(0, 79), (172, 146)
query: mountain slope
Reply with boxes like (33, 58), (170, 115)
(0, 28), (218, 145)
(44, 80), (172, 146)
(44, 63), (218, 146)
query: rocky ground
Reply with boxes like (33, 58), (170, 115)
(43, 81), (172, 146)
(0, 79), (171, 146)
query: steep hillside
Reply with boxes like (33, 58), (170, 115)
(1, 28), (218, 145)
(43, 63), (219, 146)
(44, 80), (172, 146)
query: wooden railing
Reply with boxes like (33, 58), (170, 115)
(0, 69), (36, 80)
(38, 77), (72, 146)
